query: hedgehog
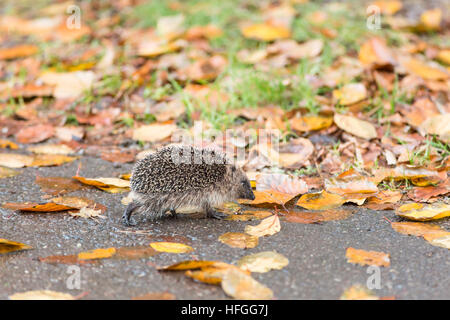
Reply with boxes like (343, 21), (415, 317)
(122, 145), (255, 226)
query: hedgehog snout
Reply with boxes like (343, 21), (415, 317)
(240, 185), (255, 200)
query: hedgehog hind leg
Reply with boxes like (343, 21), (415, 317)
(122, 201), (140, 226)
(204, 202), (227, 220)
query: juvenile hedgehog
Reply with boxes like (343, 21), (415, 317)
(122, 145), (255, 225)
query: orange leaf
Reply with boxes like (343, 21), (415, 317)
(346, 247), (390, 267)
(297, 191), (345, 210)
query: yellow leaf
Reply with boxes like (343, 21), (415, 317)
(0, 239), (32, 254)
(334, 113), (377, 140)
(404, 58), (449, 80)
(244, 215), (281, 237)
(372, 1), (402, 15)
(332, 83), (367, 105)
(241, 23), (290, 41)
(9, 290), (75, 300)
(340, 284), (379, 300)
(30, 154), (77, 167)
(419, 8), (442, 31)
(290, 115), (333, 132)
(396, 202), (450, 221)
(132, 124), (178, 142)
(237, 251), (289, 273)
(150, 242), (194, 253)
(221, 268), (273, 300)
(78, 247), (116, 260)
(218, 232), (258, 249)
(297, 191), (345, 210)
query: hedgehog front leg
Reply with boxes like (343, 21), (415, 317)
(204, 203), (227, 220)
(122, 201), (140, 226)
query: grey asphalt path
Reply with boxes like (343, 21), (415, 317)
(1, 157), (449, 299)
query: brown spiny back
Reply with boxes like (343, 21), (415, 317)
(130, 145), (229, 194)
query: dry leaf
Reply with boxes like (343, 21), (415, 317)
(239, 190), (295, 207)
(296, 191), (346, 210)
(244, 214), (281, 237)
(290, 115), (333, 132)
(132, 124), (177, 142)
(28, 144), (74, 155)
(0, 44), (38, 60)
(237, 251), (288, 273)
(333, 83), (367, 105)
(16, 124), (55, 144)
(73, 176), (130, 193)
(0, 153), (33, 168)
(9, 290), (75, 300)
(346, 247), (390, 267)
(284, 209), (354, 223)
(221, 268), (273, 300)
(132, 292), (175, 300)
(39, 71), (95, 99)
(78, 247), (117, 260)
(241, 23), (290, 41)
(30, 154), (77, 167)
(403, 58), (449, 80)
(218, 232), (258, 249)
(340, 284), (379, 300)
(256, 174), (308, 195)
(396, 202), (450, 221)
(334, 113), (377, 139)
(0, 166), (20, 178)
(0, 239), (32, 254)
(150, 242), (194, 253)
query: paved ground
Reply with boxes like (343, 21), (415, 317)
(1, 157), (449, 300)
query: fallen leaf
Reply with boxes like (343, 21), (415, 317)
(69, 207), (105, 219)
(0, 139), (18, 149)
(225, 210), (273, 221)
(132, 124), (178, 142)
(150, 242), (194, 253)
(372, 1), (403, 15)
(16, 124), (55, 144)
(39, 71), (95, 99)
(2, 201), (75, 212)
(256, 174), (308, 195)
(346, 247), (390, 267)
(9, 290), (75, 300)
(78, 247), (117, 260)
(0, 239), (32, 254)
(73, 176), (130, 193)
(284, 209), (354, 223)
(290, 115), (333, 132)
(237, 251), (288, 273)
(340, 284), (379, 300)
(297, 191), (346, 210)
(0, 44), (38, 60)
(244, 215), (281, 237)
(419, 8), (442, 31)
(396, 202), (450, 221)
(35, 176), (85, 195)
(241, 23), (290, 41)
(334, 113), (377, 139)
(0, 166), (20, 178)
(28, 144), (74, 155)
(333, 83), (367, 105)
(403, 58), (449, 80)
(239, 190), (295, 207)
(30, 154), (77, 167)
(221, 268), (273, 300)
(0, 153), (33, 168)
(132, 292), (176, 300)
(218, 232), (258, 249)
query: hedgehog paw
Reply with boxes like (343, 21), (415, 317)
(121, 215), (137, 226)
(206, 210), (227, 220)
(169, 209), (178, 219)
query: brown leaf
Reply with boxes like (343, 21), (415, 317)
(35, 176), (85, 195)
(16, 124), (55, 144)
